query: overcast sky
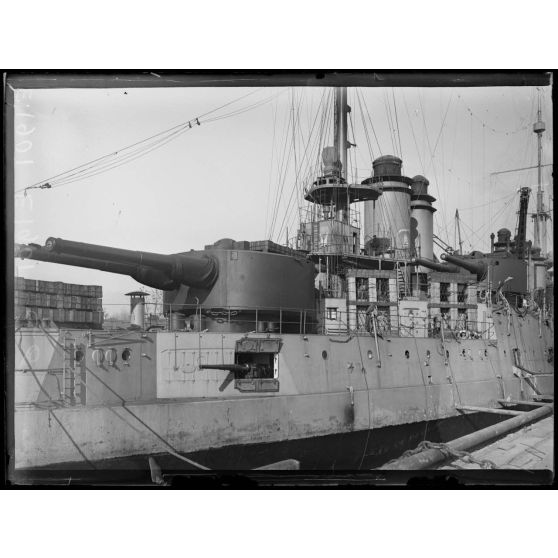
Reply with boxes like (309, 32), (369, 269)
(13, 83), (553, 312)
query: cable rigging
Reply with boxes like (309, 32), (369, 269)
(19, 87), (286, 195)
(276, 89), (327, 243)
(391, 88), (404, 164)
(456, 93), (531, 135)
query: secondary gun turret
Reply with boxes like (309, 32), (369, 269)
(440, 253), (487, 279)
(410, 257), (461, 274)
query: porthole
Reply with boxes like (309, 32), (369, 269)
(367, 350), (373, 360)
(92, 349), (104, 366)
(105, 348), (118, 366)
(404, 350), (410, 359)
(122, 348), (132, 362)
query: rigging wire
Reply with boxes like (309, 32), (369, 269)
(264, 98), (279, 238)
(277, 89), (327, 242)
(282, 90), (328, 242)
(18, 87), (285, 195)
(456, 93), (531, 135)
(417, 89), (451, 245)
(355, 89), (376, 166)
(459, 194), (518, 250)
(402, 89), (425, 174)
(383, 90), (398, 157)
(49, 126), (196, 188)
(458, 191), (516, 211)
(391, 88), (404, 163)
(358, 90), (383, 156)
(268, 90), (296, 238)
(425, 89), (453, 176)
(274, 89), (303, 242)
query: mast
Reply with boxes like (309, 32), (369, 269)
(302, 87), (381, 256)
(532, 89), (549, 258)
(334, 87), (348, 182)
(334, 87), (349, 223)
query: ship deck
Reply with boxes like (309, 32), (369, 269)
(439, 415), (554, 470)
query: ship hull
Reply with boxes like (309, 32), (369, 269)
(12, 309), (553, 472)
(14, 411), (513, 483)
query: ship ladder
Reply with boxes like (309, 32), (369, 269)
(311, 220), (320, 252)
(62, 332), (76, 405)
(396, 263), (408, 299)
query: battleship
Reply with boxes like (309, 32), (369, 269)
(9, 80), (554, 479)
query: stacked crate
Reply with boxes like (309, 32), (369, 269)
(14, 277), (103, 329)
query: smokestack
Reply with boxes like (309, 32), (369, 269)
(125, 291), (147, 328)
(410, 175), (436, 272)
(362, 155), (413, 258)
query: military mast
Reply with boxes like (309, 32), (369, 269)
(301, 87), (381, 263)
(297, 87), (382, 332)
(333, 87), (349, 223)
(531, 90), (550, 258)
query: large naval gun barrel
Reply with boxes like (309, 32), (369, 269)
(410, 257), (461, 274)
(440, 253), (487, 279)
(16, 235), (318, 333)
(16, 237), (219, 291)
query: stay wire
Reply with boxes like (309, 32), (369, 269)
(50, 125), (194, 188)
(18, 88), (267, 194)
(276, 90), (326, 242)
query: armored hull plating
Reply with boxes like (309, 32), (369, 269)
(14, 305), (553, 469)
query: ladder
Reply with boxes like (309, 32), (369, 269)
(311, 221), (320, 252)
(396, 263), (408, 298)
(62, 332), (76, 405)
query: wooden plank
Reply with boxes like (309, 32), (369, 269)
(381, 405), (553, 471)
(456, 405), (525, 416)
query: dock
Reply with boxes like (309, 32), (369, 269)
(378, 403), (553, 471)
(440, 415), (553, 470)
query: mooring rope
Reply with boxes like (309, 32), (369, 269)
(382, 440), (498, 470)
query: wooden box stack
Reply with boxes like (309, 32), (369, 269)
(14, 277), (103, 329)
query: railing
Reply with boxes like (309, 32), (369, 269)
(45, 299), (497, 340)
(328, 307), (496, 340)
(167, 303), (318, 335)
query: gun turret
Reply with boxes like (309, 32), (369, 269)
(16, 237), (219, 291)
(440, 253), (487, 279)
(410, 257), (461, 273)
(15, 235), (318, 333)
